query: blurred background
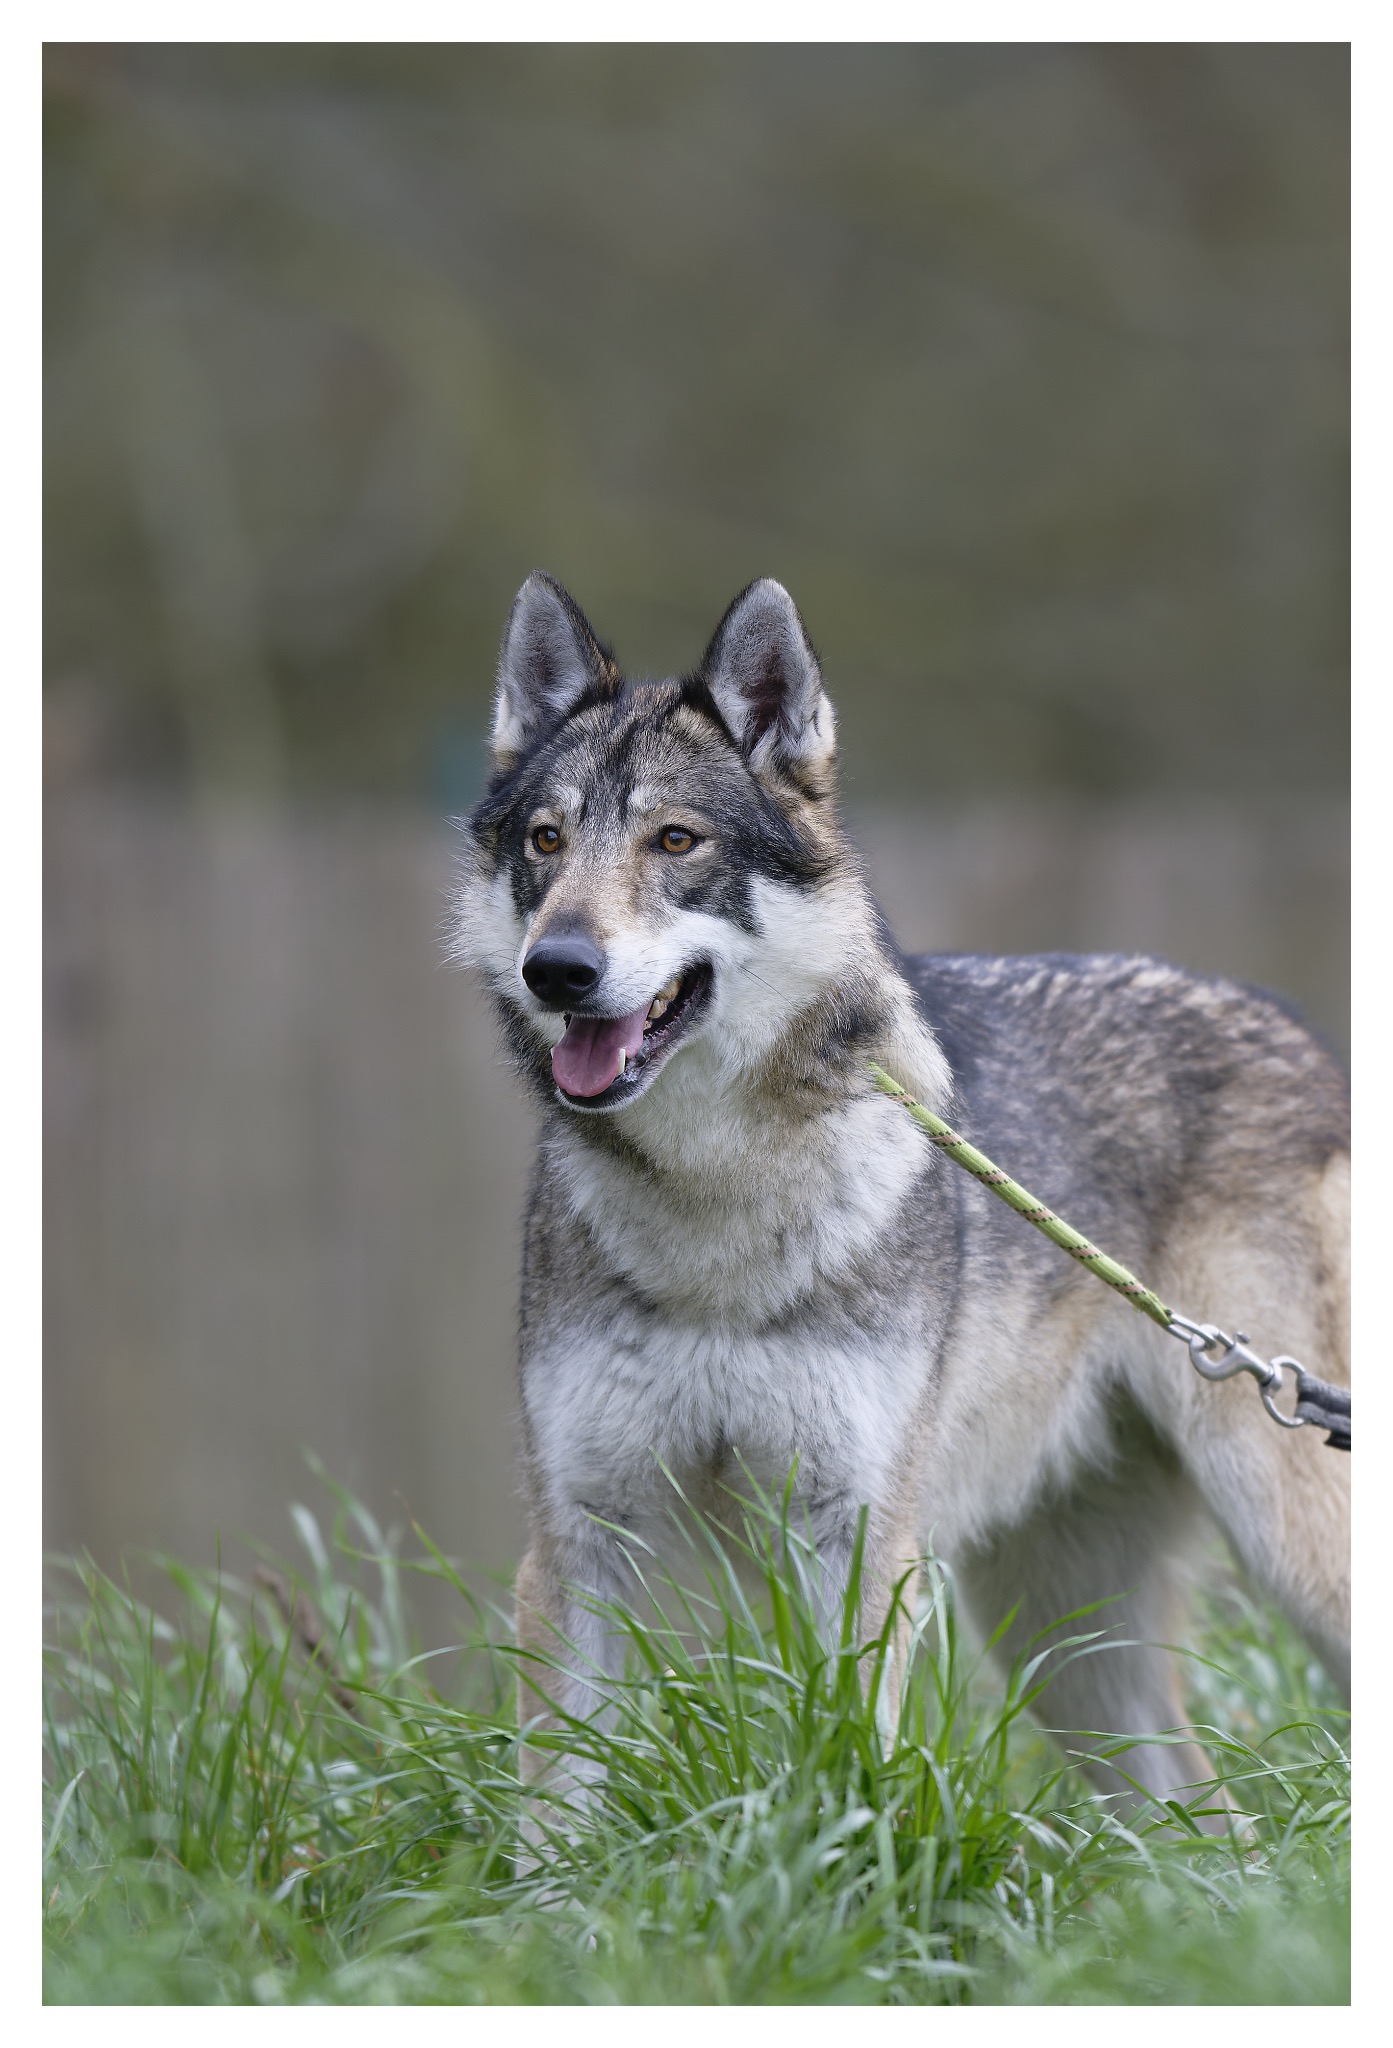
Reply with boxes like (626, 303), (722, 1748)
(44, 44), (1349, 1606)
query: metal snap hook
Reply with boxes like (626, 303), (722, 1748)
(1166, 1315), (1308, 1429)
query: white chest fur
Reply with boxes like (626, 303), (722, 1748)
(523, 1291), (926, 1544)
(525, 1069), (934, 1544)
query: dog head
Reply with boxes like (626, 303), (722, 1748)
(454, 572), (866, 1113)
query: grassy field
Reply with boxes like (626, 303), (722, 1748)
(42, 1471), (1350, 2005)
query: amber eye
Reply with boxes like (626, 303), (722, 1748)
(531, 825), (561, 855)
(659, 827), (697, 855)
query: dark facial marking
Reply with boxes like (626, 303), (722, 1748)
(469, 674), (837, 935)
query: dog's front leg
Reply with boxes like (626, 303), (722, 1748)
(804, 1492), (922, 1749)
(512, 1520), (633, 1849)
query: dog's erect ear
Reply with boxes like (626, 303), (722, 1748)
(491, 573), (615, 765)
(698, 579), (836, 784)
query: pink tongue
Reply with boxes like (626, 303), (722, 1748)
(552, 1003), (651, 1098)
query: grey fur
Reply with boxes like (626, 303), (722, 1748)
(453, 575), (1350, 1829)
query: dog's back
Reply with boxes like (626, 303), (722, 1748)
(908, 948), (1347, 1262)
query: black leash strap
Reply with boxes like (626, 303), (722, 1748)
(1294, 1373), (1351, 1451)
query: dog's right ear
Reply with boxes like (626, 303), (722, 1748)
(491, 573), (615, 766)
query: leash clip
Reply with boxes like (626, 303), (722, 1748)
(1166, 1315), (1307, 1429)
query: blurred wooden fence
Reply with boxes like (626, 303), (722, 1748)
(44, 794), (1347, 1592)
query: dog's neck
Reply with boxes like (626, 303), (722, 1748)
(541, 970), (951, 1324)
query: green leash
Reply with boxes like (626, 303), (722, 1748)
(868, 1063), (1351, 1450)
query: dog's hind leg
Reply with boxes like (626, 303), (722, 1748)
(1140, 1152), (1351, 1697)
(951, 1418), (1230, 1827)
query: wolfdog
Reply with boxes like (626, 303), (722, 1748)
(453, 572), (1350, 1824)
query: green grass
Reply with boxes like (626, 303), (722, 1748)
(42, 1471), (1350, 2005)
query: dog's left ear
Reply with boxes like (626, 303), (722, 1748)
(698, 580), (836, 786)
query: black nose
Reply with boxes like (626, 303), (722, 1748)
(522, 932), (605, 1007)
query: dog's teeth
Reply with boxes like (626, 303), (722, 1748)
(643, 975), (683, 1027)
(616, 1049), (627, 1075)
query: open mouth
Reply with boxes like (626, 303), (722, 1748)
(551, 962), (713, 1109)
